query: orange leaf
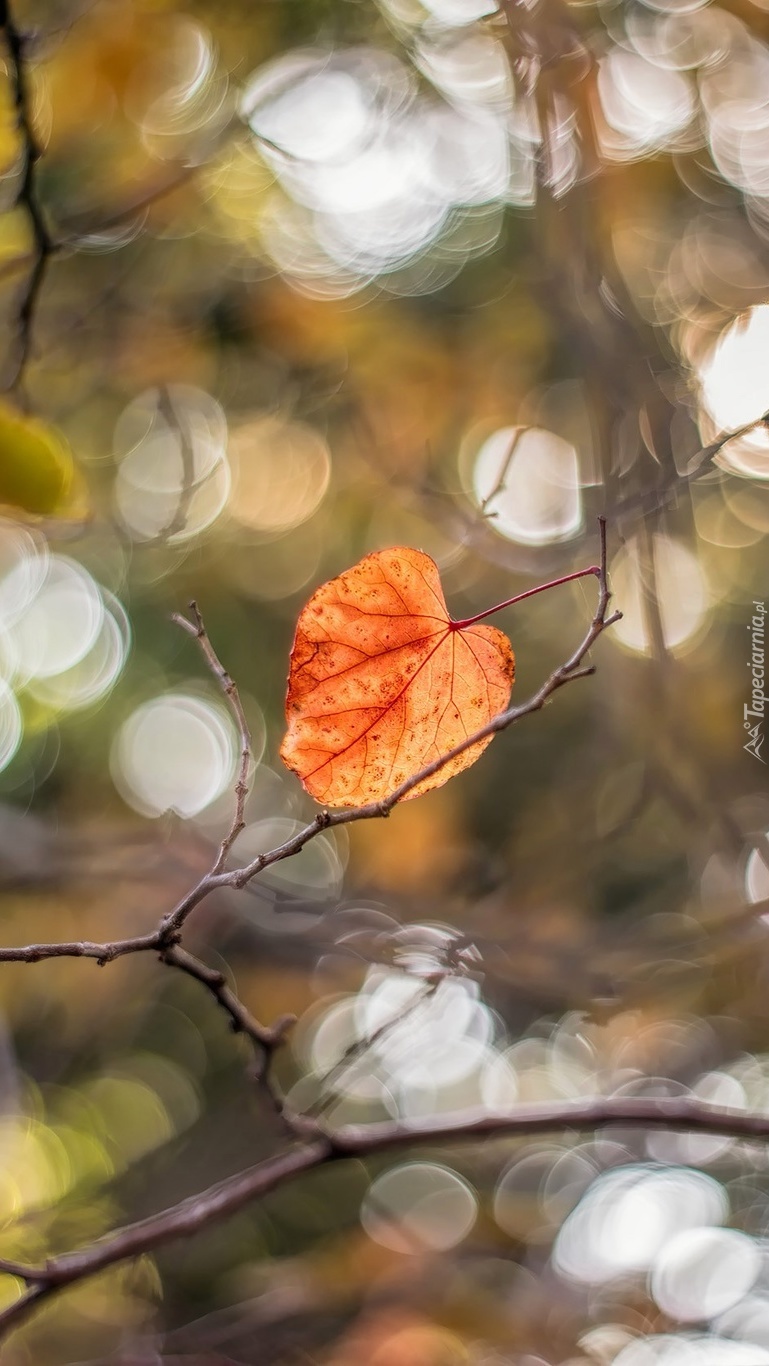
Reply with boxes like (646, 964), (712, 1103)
(280, 547), (515, 808)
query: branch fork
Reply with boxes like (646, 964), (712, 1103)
(0, 520), (621, 1341)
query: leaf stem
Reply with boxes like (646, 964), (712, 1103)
(450, 565), (601, 630)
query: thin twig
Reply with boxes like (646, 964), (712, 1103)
(56, 111), (248, 244)
(0, 931), (159, 964)
(158, 941), (308, 1135)
(0, 524), (620, 1342)
(155, 388), (199, 542)
(479, 426), (525, 518)
(171, 601), (253, 874)
(159, 943), (291, 1052)
(613, 411), (769, 521)
(304, 976), (440, 1120)
(0, 522), (619, 970)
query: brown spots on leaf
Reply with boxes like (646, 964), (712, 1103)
(280, 546), (515, 808)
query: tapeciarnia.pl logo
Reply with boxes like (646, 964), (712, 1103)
(744, 600), (767, 764)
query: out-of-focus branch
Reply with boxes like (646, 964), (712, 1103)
(54, 110), (295, 244)
(3, 1093), (769, 1341)
(303, 976), (440, 1119)
(613, 411), (769, 521)
(0, 0), (55, 394)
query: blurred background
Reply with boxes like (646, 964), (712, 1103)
(1, 0), (769, 1360)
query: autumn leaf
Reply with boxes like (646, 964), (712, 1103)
(280, 546), (515, 808)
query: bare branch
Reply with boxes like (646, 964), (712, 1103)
(3, 1093), (769, 1341)
(159, 943), (290, 1051)
(0, 1139), (331, 1340)
(0, 520), (620, 964)
(479, 425), (525, 518)
(613, 411), (769, 521)
(56, 112), (251, 244)
(0, 932), (159, 965)
(0, 522), (621, 1343)
(0, 1257), (47, 1282)
(222, 517), (619, 894)
(303, 976), (440, 1120)
(159, 940), (309, 1136)
(171, 601), (252, 873)
(59, 160), (203, 242)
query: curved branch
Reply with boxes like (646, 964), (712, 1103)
(1, 1094), (767, 1341)
(163, 517), (619, 932)
(0, 523), (618, 1083)
(0, 522), (620, 1343)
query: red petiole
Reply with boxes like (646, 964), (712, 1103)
(450, 565), (601, 630)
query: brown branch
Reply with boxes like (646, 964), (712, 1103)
(613, 411), (769, 521)
(0, 523), (620, 1340)
(171, 600), (252, 873)
(158, 941), (306, 1135)
(0, 1138), (330, 1339)
(303, 976), (440, 1120)
(59, 160), (203, 243)
(155, 388), (199, 542)
(2, 1094), (769, 1341)
(0, 520), (619, 966)
(1, 0), (55, 394)
(479, 425), (525, 518)
(56, 110), (255, 244)
(160, 943), (287, 1051)
(0, 931), (159, 964)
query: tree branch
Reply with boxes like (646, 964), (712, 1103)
(164, 517), (619, 931)
(171, 600), (252, 873)
(0, 521), (618, 968)
(0, 522), (621, 1341)
(2, 1094), (768, 1341)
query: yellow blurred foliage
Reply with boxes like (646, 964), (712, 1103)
(0, 401), (88, 520)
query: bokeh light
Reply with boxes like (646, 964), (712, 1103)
(0, 682), (22, 772)
(553, 1166), (729, 1285)
(470, 426), (583, 545)
(650, 1227), (761, 1321)
(228, 413), (331, 534)
(698, 306), (769, 479)
(745, 842), (769, 903)
(111, 692), (238, 818)
(597, 50), (695, 159)
(610, 535), (709, 654)
(11, 555), (104, 681)
(240, 42), (514, 292)
(298, 959), (498, 1119)
(0, 523), (130, 774)
(113, 385), (230, 542)
(361, 1162), (478, 1253)
(125, 16), (230, 153)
